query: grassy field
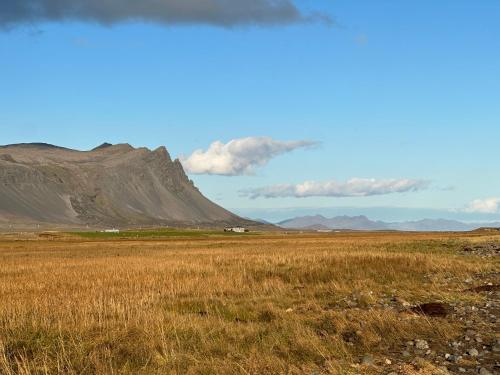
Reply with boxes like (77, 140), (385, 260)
(68, 228), (254, 239)
(0, 231), (498, 374)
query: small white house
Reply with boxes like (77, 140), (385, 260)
(224, 227), (247, 233)
(104, 229), (120, 233)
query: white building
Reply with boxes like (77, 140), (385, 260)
(224, 227), (247, 233)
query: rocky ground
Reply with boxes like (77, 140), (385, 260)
(348, 242), (499, 375)
(461, 242), (500, 258)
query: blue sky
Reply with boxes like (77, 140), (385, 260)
(1, 0), (499, 222)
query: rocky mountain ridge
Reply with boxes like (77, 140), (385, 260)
(0, 143), (252, 228)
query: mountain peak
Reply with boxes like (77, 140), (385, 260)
(153, 146), (172, 162)
(92, 142), (113, 151)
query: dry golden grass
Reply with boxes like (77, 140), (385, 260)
(0, 231), (498, 374)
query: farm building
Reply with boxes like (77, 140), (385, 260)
(224, 227), (248, 233)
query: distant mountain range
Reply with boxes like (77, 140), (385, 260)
(278, 215), (500, 232)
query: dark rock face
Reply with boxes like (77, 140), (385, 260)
(0, 143), (250, 227)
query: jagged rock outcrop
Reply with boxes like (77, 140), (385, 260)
(0, 143), (251, 227)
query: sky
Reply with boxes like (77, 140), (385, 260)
(1, 0), (499, 223)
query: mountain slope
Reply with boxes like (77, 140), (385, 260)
(0, 143), (252, 227)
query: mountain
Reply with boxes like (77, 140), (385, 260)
(386, 219), (473, 232)
(278, 215), (500, 232)
(0, 143), (254, 228)
(279, 215), (388, 231)
(252, 218), (273, 225)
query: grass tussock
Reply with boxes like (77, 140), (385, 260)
(0, 232), (497, 374)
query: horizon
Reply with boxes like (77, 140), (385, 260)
(1, 0), (499, 224)
(2, 140), (499, 225)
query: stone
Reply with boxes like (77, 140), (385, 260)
(361, 355), (374, 366)
(467, 348), (479, 357)
(452, 341), (461, 348)
(415, 339), (429, 350)
(445, 354), (461, 363)
(479, 368), (493, 375)
(412, 303), (450, 317)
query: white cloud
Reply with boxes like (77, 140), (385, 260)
(464, 198), (500, 214)
(180, 137), (318, 176)
(241, 178), (430, 199)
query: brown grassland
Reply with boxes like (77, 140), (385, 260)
(0, 231), (498, 374)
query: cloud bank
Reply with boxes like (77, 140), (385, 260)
(0, 0), (331, 28)
(241, 178), (430, 199)
(180, 136), (317, 176)
(464, 198), (500, 214)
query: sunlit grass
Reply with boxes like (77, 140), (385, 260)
(0, 232), (497, 374)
